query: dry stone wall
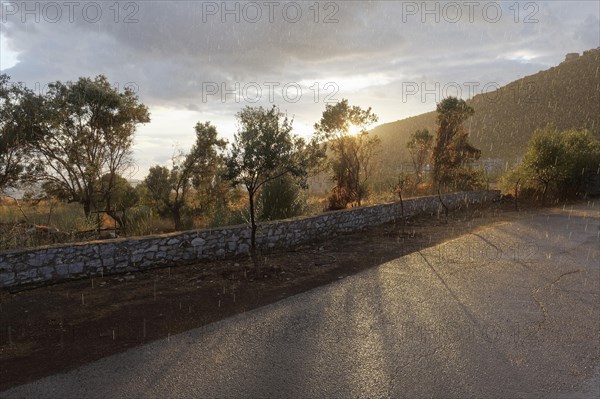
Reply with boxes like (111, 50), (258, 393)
(0, 190), (500, 288)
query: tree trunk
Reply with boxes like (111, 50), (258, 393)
(437, 186), (449, 222)
(173, 203), (183, 231)
(541, 182), (549, 206)
(83, 200), (92, 219)
(399, 189), (405, 234)
(105, 192), (126, 230)
(248, 190), (259, 272)
(355, 168), (362, 206)
(515, 178), (520, 211)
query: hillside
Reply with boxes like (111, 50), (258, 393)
(373, 47), (600, 174)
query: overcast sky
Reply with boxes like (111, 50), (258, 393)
(1, 1), (599, 178)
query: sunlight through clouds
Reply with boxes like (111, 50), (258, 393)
(1, 1), (598, 178)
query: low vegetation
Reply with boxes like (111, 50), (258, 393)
(501, 125), (600, 203)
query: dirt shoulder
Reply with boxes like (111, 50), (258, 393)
(0, 200), (530, 391)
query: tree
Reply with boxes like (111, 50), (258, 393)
(143, 122), (226, 230)
(390, 173), (412, 233)
(34, 75), (150, 218)
(0, 74), (44, 193)
(432, 97), (481, 190)
(226, 105), (311, 258)
(314, 99), (379, 208)
(406, 128), (433, 186)
(96, 174), (139, 228)
(259, 174), (305, 221)
(142, 165), (172, 217)
(502, 126), (600, 202)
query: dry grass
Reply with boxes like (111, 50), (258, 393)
(0, 198), (98, 251)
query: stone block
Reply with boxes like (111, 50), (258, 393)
(191, 237), (205, 247)
(0, 272), (16, 286)
(69, 263), (84, 274)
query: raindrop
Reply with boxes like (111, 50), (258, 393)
(81, 293), (85, 305)
(143, 319), (147, 338)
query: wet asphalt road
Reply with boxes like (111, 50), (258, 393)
(2, 202), (599, 399)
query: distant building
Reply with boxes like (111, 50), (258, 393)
(583, 47), (600, 56)
(564, 53), (580, 62)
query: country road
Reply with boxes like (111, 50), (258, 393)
(2, 202), (599, 399)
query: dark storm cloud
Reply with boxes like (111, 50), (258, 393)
(3, 1), (405, 103)
(2, 1), (598, 106)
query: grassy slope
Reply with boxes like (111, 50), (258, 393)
(372, 48), (600, 175)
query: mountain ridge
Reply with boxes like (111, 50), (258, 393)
(371, 47), (600, 174)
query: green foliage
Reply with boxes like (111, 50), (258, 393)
(97, 174), (138, 209)
(432, 97), (481, 190)
(142, 122), (227, 231)
(315, 99), (380, 208)
(259, 174), (306, 221)
(34, 75), (150, 217)
(226, 105), (313, 250)
(208, 199), (247, 228)
(0, 74), (44, 192)
(142, 165), (172, 216)
(94, 174), (140, 229)
(453, 168), (487, 191)
(327, 135), (377, 210)
(501, 125), (600, 201)
(406, 128), (433, 186)
(122, 205), (154, 236)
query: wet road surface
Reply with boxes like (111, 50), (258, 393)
(2, 202), (599, 398)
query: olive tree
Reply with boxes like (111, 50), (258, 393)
(226, 106), (312, 257)
(0, 74), (45, 193)
(314, 99), (379, 208)
(432, 97), (481, 190)
(502, 125), (600, 202)
(35, 75), (150, 218)
(406, 128), (433, 186)
(143, 122), (226, 230)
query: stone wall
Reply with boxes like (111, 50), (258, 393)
(0, 190), (500, 288)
